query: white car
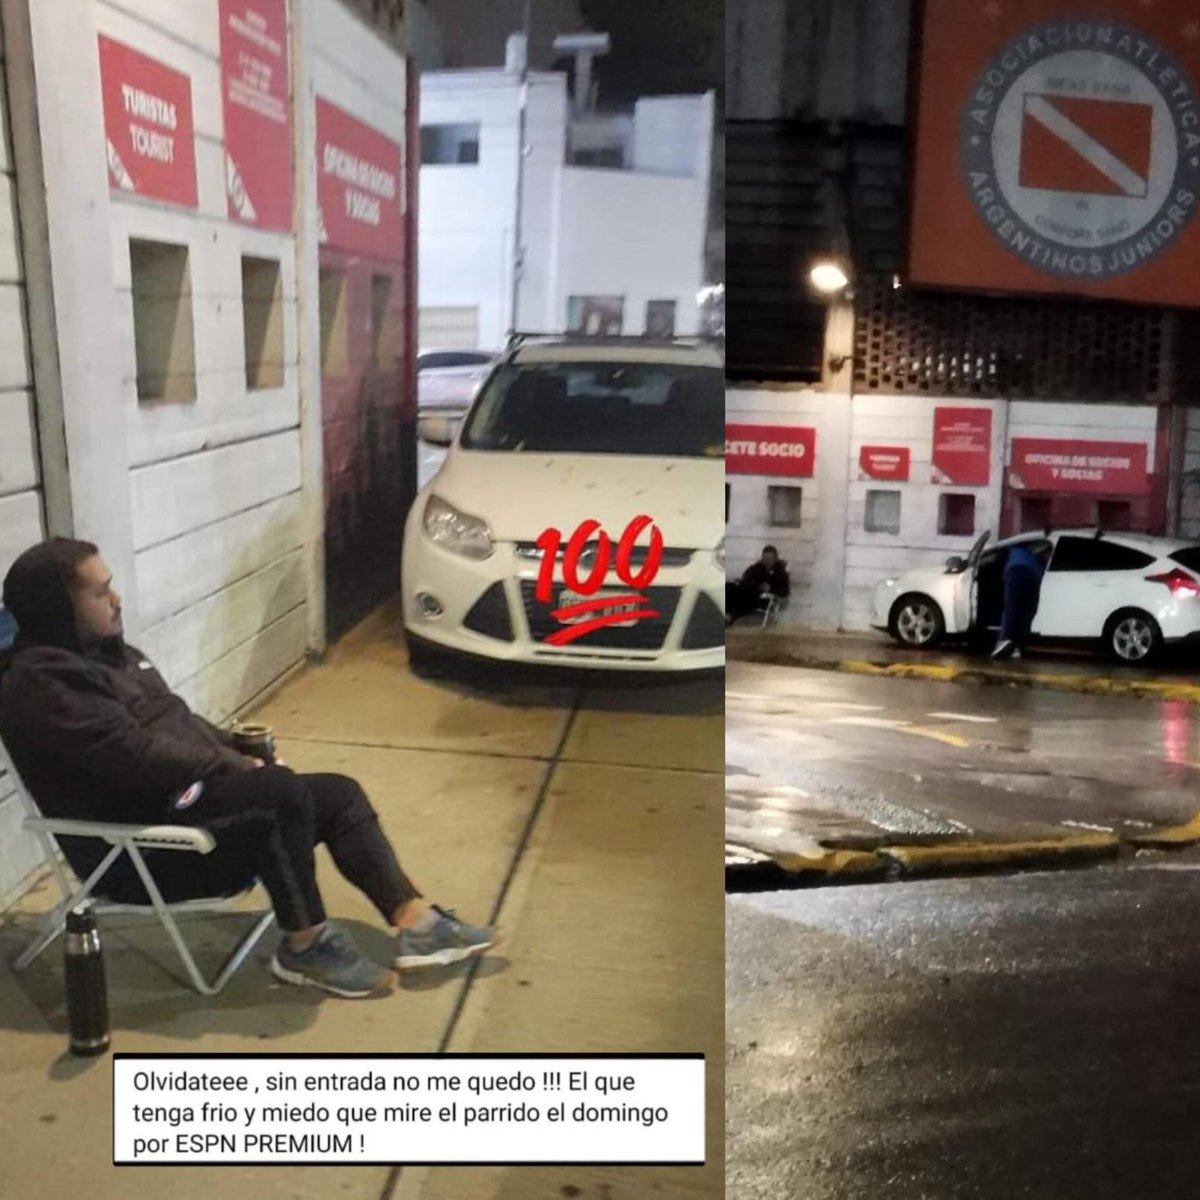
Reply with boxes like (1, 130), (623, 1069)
(871, 529), (1200, 664)
(417, 349), (496, 412)
(403, 336), (726, 672)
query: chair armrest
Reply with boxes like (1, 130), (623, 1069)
(23, 817), (215, 854)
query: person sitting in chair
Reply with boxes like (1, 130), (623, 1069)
(0, 538), (494, 999)
(726, 545), (791, 627)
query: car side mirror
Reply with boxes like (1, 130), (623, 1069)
(418, 415), (458, 447)
(944, 555), (968, 573)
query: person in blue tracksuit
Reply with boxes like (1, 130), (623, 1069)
(992, 542), (1047, 659)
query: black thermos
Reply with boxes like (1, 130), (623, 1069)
(64, 904), (110, 1057)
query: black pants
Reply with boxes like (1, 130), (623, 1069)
(1000, 566), (1042, 648)
(70, 769), (421, 933)
(726, 582), (772, 622)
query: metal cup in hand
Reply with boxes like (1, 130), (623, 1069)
(232, 723), (276, 765)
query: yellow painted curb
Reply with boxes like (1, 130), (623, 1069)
(772, 848), (884, 876)
(883, 833), (1119, 873)
(843, 659), (964, 683)
(1127, 811), (1200, 847)
(837, 658), (1200, 702)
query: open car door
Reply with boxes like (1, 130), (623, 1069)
(952, 531), (991, 633)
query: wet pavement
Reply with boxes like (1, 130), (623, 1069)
(727, 624), (1200, 692)
(726, 854), (1200, 1199)
(727, 660), (1200, 858)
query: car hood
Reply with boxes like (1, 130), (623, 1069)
(884, 565), (959, 591)
(425, 450), (723, 549)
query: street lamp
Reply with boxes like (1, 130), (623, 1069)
(809, 260), (850, 295)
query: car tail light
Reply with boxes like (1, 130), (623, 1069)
(1146, 568), (1200, 598)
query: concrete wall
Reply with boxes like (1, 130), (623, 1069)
(90, 0), (306, 723)
(726, 385), (851, 631)
(554, 166), (706, 336)
(842, 395), (1006, 632)
(728, 385), (1165, 632)
(0, 9), (48, 907)
(633, 93), (715, 184)
(0, 20), (40, 586)
(1181, 409), (1200, 540)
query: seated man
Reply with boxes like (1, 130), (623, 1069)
(0, 538), (493, 999)
(726, 545), (791, 627)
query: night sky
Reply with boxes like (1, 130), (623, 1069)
(424, 0), (722, 103)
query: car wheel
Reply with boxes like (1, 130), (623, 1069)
(1104, 610), (1162, 666)
(889, 594), (946, 649)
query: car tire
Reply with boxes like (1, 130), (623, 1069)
(889, 594), (946, 649)
(1104, 609), (1162, 666)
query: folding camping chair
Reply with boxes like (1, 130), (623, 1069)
(1, 734), (275, 996)
(761, 594), (787, 628)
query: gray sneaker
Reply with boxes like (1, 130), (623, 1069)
(270, 924), (390, 998)
(395, 906), (495, 970)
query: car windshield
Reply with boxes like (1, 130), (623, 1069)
(460, 360), (724, 457)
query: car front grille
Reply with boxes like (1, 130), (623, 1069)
(462, 582), (515, 642)
(518, 581), (680, 650)
(681, 592), (725, 650)
(513, 542), (694, 569)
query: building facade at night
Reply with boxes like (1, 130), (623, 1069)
(725, 0), (1200, 631)
(0, 0), (431, 904)
(417, 37), (715, 349)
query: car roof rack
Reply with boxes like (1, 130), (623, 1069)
(504, 330), (722, 353)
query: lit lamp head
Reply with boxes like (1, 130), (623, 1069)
(809, 261), (850, 295)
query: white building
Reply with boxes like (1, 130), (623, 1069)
(417, 38), (714, 351)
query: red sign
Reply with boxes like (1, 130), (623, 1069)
(932, 407), (992, 486)
(316, 97), (403, 260)
(725, 424), (816, 477)
(860, 445), (911, 481)
(908, 1), (1200, 307)
(1009, 438), (1150, 495)
(98, 36), (197, 208)
(220, 0), (292, 230)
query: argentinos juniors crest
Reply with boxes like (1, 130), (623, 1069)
(909, 2), (1200, 305)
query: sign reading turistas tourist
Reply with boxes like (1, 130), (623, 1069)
(219, 0), (292, 230)
(908, 0), (1200, 306)
(315, 97), (403, 260)
(98, 36), (197, 208)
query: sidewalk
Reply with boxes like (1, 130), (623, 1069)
(0, 601), (722, 1199)
(727, 623), (1200, 702)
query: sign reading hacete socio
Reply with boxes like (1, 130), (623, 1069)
(725, 425), (816, 477)
(98, 36), (197, 208)
(908, 0), (1200, 305)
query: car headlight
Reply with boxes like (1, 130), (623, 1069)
(714, 536), (725, 571)
(423, 495), (494, 560)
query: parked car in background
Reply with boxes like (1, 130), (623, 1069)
(403, 334), (726, 673)
(417, 348), (496, 412)
(872, 529), (1200, 664)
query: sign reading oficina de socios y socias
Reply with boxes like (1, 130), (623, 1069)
(315, 97), (403, 260)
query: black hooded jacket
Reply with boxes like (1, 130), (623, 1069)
(0, 541), (253, 825)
